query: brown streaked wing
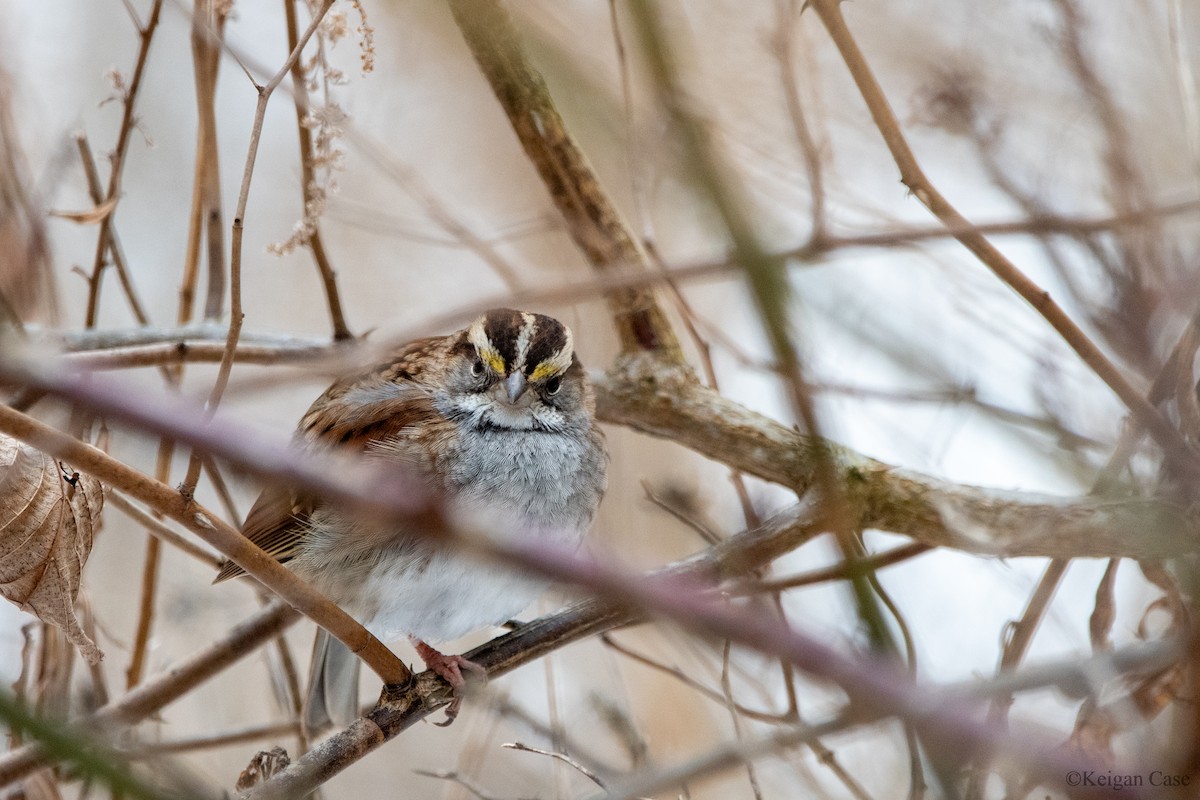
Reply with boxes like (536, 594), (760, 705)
(215, 333), (456, 582)
(299, 336), (448, 449)
(213, 485), (316, 582)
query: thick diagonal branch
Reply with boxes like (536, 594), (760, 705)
(447, 0), (681, 359)
(596, 353), (1199, 559)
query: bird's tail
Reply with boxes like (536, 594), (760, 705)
(304, 629), (361, 734)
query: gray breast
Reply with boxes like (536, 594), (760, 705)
(444, 428), (604, 535)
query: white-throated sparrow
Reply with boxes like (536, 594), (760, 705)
(215, 309), (607, 729)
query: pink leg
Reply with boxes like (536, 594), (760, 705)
(410, 638), (487, 724)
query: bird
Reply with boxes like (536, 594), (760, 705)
(215, 309), (608, 730)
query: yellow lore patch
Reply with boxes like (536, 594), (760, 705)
(480, 348), (506, 374)
(529, 361), (559, 381)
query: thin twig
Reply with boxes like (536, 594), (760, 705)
(600, 634), (793, 724)
(83, 0), (164, 329)
(774, 0), (827, 240)
(737, 543), (932, 594)
(504, 741), (615, 792)
(126, 438), (175, 690)
(73, 133), (149, 326)
(411, 769), (504, 800)
(178, 0), (336, 497)
(719, 640), (764, 800)
(124, 720), (301, 757)
(282, 0), (352, 340)
(106, 492), (222, 569)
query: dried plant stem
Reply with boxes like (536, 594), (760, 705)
(186, 0), (228, 323)
(742, 543), (932, 593)
(106, 492), (221, 568)
(282, 0), (352, 341)
(446, 0), (682, 360)
(83, 0), (164, 329)
(125, 439), (175, 690)
(179, 0), (336, 497)
(808, 0), (1194, 475)
(127, 531), (162, 690)
(74, 134), (149, 326)
(0, 602), (299, 787)
(125, 720), (301, 757)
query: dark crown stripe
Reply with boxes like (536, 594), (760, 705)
(524, 315), (569, 374)
(482, 308), (526, 368)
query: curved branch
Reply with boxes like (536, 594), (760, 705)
(596, 353), (1200, 559)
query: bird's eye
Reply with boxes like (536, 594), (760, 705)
(471, 358), (485, 377)
(544, 375), (562, 395)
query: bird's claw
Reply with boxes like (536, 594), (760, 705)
(411, 638), (487, 725)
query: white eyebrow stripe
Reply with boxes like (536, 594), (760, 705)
(467, 317), (489, 353)
(512, 311), (537, 373)
(553, 327), (574, 372)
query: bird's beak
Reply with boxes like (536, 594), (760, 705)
(504, 371), (528, 403)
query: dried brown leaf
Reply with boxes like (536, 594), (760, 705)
(45, 196), (117, 225)
(0, 435), (104, 664)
